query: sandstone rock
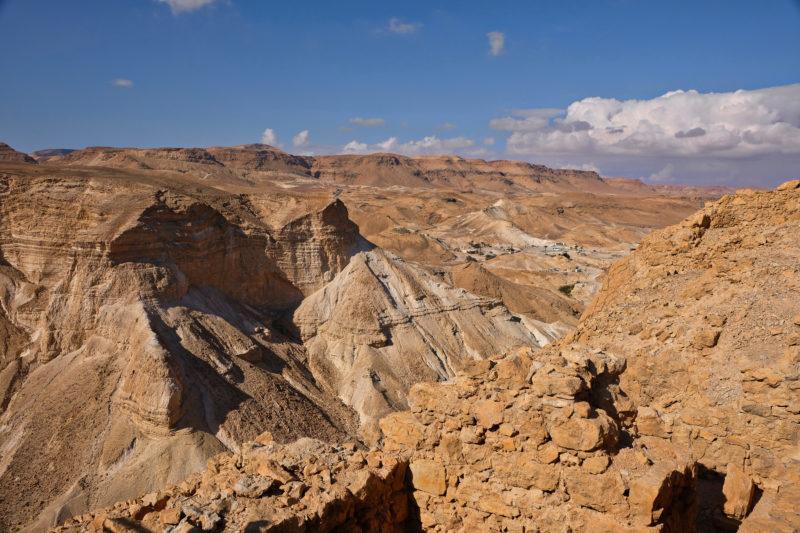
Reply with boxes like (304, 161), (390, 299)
(492, 454), (559, 491)
(472, 399), (505, 428)
(722, 463), (756, 520)
(627, 463), (696, 526)
(582, 455), (610, 474)
(380, 412), (425, 450)
(409, 459), (446, 496)
(232, 476), (278, 498)
(549, 413), (617, 451)
(693, 329), (720, 348)
(565, 469), (626, 512)
(776, 179), (800, 191)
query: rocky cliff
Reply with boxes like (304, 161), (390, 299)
(0, 167), (366, 531)
(0, 160), (560, 531)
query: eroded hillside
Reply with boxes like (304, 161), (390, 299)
(53, 180), (800, 533)
(0, 159), (559, 531)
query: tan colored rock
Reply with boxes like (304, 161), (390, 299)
(472, 399), (505, 428)
(582, 455), (610, 474)
(492, 454), (560, 491)
(723, 463), (756, 519)
(549, 413), (617, 451)
(776, 179), (800, 191)
(692, 329), (720, 348)
(565, 469), (626, 512)
(380, 412), (424, 450)
(409, 459), (446, 496)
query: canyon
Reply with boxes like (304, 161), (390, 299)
(0, 142), (792, 532)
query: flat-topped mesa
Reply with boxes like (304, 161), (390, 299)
(304, 152), (610, 193)
(207, 144), (312, 174)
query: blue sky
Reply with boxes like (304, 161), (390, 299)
(1, 0), (798, 186)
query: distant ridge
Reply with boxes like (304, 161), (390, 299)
(23, 143), (731, 199)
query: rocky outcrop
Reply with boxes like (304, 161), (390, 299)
(52, 435), (417, 533)
(294, 248), (552, 444)
(381, 348), (698, 532)
(567, 180), (800, 530)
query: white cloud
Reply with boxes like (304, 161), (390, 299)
(156, 0), (216, 14)
(496, 84), (800, 158)
(111, 78), (133, 87)
(487, 31), (505, 56)
(434, 122), (457, 131)
(387, 17), (422, 35)
(350, 117), (386, 126)
(493, 84), (800, 186)
(261, 128), (280, 147)
(645, 163), (675, 183)
(483, 137), (496, 146)
(343, 141), (368, 154)
(341, 136), (475, 156)
(292, 130), (311, 148)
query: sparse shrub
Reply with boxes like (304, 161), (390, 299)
(558, 284), (575, 297)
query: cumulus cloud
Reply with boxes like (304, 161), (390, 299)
(156, 0), (216, 14)
(350, 117), (385, 126)
(386, 17), (422, 35)
(487, 31), (505, 56)
(496, 84), (800, 158)
(493, 84), (800, 186)
(434, 122), (457, 131)
(111, 78), (133, 87)
(342, 136), (475, 156)
(483, 137), (496, 146)
(261, 128), (280, 147)
(292, 130), (310, 148)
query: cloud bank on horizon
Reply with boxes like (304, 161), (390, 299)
(278, 83), (798, 186)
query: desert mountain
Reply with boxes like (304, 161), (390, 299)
(55, 181), (800, 533)
(33, 143), (728, 199)
(0, 142), (37, 164)
(0, 159), (559, 531)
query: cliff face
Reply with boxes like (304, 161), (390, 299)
(0, 169), (368, 531)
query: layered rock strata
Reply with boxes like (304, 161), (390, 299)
(295, 248), (553, 443)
